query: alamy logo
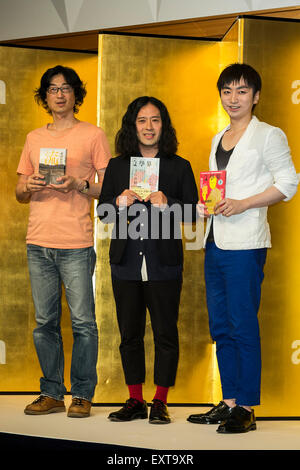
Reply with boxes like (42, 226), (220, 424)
(97, 202), (204, 250)
(0, 340), (6, 364)
(291, 80), (300, 104)
(0, 80), (6, 104)
(291, 340), (300, 365)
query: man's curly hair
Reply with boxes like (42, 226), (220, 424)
(34, 65), (86, 114)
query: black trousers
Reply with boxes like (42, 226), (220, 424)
(112, 278), (182, 388)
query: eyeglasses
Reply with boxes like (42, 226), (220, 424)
(47, 85), (73, 95)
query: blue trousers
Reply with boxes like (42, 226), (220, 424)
(27, 245), (98, 401)
(205, 242), (267, 406)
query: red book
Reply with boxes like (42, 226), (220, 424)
(200, 171), (226, 214)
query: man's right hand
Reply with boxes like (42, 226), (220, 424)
(25, 173), (47, 193)
(116, 189), (142, 207)
(16, 173), (47, 203)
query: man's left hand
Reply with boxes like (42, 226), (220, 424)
(49, 175), (79, 193)
(214, 198), (248, 217)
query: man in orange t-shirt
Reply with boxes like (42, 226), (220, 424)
(16, 65), (111, 418)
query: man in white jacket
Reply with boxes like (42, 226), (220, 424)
(188, 63), (298, 433)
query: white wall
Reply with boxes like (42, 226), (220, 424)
(0, 0), (298, 41)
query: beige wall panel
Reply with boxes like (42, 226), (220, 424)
(241, 18), (300, 417)
(95, 34), (223, 403)
(0, 46), (97, 391)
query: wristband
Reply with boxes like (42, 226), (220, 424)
(79, 180), (89, 194)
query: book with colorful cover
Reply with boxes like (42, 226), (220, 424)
(39, 148), (67, 185)
(129, 156), (160, 200)
(200, 170), (226, 214)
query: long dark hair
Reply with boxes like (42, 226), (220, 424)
(115, 96), (178, 157)
(34, 65), (87, 114)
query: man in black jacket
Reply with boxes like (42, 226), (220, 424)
(97, 96), (198, 424)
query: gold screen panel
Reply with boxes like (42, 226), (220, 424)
(95, 34), (222, 403)
(242, 18), (300, 417)
(0, 46), (97, 391)
(95, 22), (300, 415)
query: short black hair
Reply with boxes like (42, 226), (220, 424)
(115, 96), (178, 158)
(217, 63), (262, 96)
(34, 65), (87, 114)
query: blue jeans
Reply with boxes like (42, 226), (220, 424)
(27, 245), (98, 401)
(205, 242), (267, 406)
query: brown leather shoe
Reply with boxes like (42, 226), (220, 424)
(67, 398), (91, 418)
(24, 395), (66, 415)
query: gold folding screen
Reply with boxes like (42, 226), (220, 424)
(95, 21), (300, 415)
(1, 18), (299, 417)
(242, 18), (300, 416)
(95, 34), (221, 404)
(0, 46), (98, 391)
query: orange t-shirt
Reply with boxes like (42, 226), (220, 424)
(17, 121), (111, 248)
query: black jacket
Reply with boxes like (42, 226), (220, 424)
(97, 154), (198, 266)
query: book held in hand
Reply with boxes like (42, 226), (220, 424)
(129, 156), (160, 200)
(39, 148), (67, 185)
(200, 170), (226, 214)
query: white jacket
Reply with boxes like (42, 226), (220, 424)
(204, 116), (298, 250)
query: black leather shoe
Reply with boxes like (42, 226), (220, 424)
(187, 401), (231, 424)
(149, 399), (171, 424)
(108, 398), (148, 422)
(217, 406), (256, 433)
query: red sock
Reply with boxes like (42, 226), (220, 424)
(128, 384), (143, 403)
(153, 386), (169, 404)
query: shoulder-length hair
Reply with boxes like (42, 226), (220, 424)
(34, 65), (87, 114)
(115, 96), (178, 157)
